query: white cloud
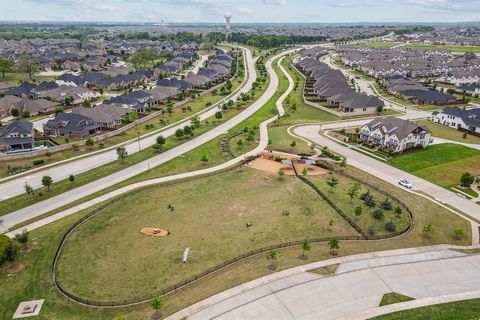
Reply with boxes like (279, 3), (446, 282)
(261, 0), (287, 5)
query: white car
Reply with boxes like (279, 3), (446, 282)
(398, 179), (413, 189)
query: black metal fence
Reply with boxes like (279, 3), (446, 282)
(52, 163), (413, 308)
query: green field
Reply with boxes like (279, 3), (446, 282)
(388, 144), (480, 188)
(379, 293), (414, 306)
(361, 42), (403, 48)
(56, 169), (356, 301)
(404, 44), (480, 53)
(1, 72), (57, 84)
(371, 298), (480, 320)
(416, 120), (480, 144)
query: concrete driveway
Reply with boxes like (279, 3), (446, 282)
(166, 247), (480, 320)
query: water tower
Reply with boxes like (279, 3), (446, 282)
(225, 14), (232, 40)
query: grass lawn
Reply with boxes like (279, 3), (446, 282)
(1, 72), (57, 84)
(388, 144), (480, 188)
(56, 169), (356, 301)
(268, 125), (313, 155)
(416, 120), (480, 144)
(362, 42), (403, 48)
(308, 173), (410, 236)
(403, 44), (480, 53)
(228, 131), (259, 157)
(371, 298), (480, 320)
(379, 292), (415, 306)
(0, 161), (471, 320)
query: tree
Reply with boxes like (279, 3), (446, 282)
(347, 182), (361, 203)
(460, 172), (475, 187)
(175, 128), (184, 139)
(85, 137), (94, 148)
(14, 230), (29, 248)
(278, 168), (285, 180)
(423, 223), (434, 238)
(326, 171), (339, 192)
(10, 108), (20, 118)
(156, 135), (165, 147)
(328, 238), (339, 255)
(300, 239), (311, 259)
(354, 206), (363, 218)
(69, 174), (75, 184)
(376, 105), (384, 114)
(215, 111), (223, 120)
(24, 182), (34, 198)
(116, 147), (128, 163)
(266, 249), (278, 269)
(151, 295), (164, 319)
(201, 155), (209, 164)
(191, 115), (201, 128)
(41, 175), (53, 191)
(339, 158), (347, 168)
(17, 54), (38, 80)
(302, 167), (308, 176)
(81, 101), (92, 108)
(0, 57), (14, 77)
(290, 141), (296, 148)
(452, 227), (465, 240)
(237, 139), (244, 147)
(183, 125), (193, 137)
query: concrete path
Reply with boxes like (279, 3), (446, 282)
(191, 55), (209, 74)
(0, 47), (252, 200)
(165, 246), (480, 320)
(2, 47), (297, 234)
(292, 124), (480, 225)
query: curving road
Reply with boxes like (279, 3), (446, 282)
(166, 246), (480, 320)
(0, 47), (253, 201)
(2, 48), (298, 234)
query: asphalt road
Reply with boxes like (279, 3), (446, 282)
(0, 47), (253, 200)
(0, 48), (297, 232)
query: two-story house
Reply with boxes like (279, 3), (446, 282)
(0, 121), (35, 152)
(360, 117), (432, 153)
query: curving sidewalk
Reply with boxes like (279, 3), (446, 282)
(4, 47), (297, 237)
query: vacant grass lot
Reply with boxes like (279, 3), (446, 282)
(56, 169), (355, 301)
(371, 298), (480, 320)
(416, 120), (480, 144)
(268, 125), (313, 155)
(388, 144), (480, 188)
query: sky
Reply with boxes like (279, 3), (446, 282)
(0, 0), (479, 23)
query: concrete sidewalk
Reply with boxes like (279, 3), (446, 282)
(166, 246), (480, 320)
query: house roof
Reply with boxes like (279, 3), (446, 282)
(365, 117), (430, 140)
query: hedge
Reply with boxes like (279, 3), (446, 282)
(0, 234), (12, 265)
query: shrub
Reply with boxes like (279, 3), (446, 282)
(367, 226), (376, 236)
(373, 209), (384, 220)
(381, 198), (393, 210)
(360, 190), (372, 201)
(365, 198), (376, 208)
(0, 234), (12, 265)
(385, 221), (396, 232)
(32, 159), (45, 166)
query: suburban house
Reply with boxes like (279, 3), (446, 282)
(359, 117), (432, 153)
(431, 107), (480, 135)
(37, 85), (99, 105)
(43, 112), (101, 138)
(384, 76), (459, 105)
(0, 121), (35, 153)
(71, 104), (129, 129)
(296, 55), (384, 115)
(0, 95), (58, 117)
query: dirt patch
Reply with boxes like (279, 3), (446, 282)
(141, 227), (169, 237)
(248, 158), (296, 175)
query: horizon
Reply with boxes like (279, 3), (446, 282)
(2, 0), (480, 24)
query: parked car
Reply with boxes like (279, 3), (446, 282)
(398, 179), (413, 189)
